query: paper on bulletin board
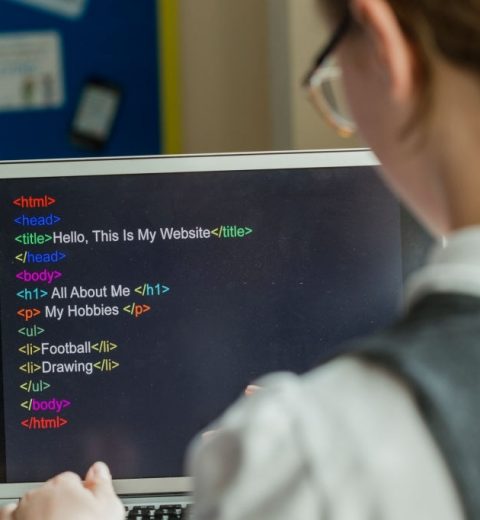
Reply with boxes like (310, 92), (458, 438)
(6, 0), (88, 19)
(0, 32), (65, 112)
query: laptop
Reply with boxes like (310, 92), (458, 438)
(0, 149), (432, 517)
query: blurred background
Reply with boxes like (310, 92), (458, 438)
(0, 0), (359, 161)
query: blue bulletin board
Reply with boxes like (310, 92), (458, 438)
(0, 0), (161, 160)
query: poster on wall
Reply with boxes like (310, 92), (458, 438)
(0, 31), (65, 112)
(6, 0), (89, 19)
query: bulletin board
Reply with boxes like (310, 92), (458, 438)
(0, 0), (161, 160)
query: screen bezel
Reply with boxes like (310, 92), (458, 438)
(0, 149), (429, 498)
(0, 148), (377, 179)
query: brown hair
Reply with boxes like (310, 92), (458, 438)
(320, 0), (480, 131)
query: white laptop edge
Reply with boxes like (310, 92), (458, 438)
(0, 149), (379, 178)
(0, 477), (193, 500)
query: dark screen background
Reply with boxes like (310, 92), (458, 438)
(0, 166), (402, 482)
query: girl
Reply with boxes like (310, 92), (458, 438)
(5, 0), (480, 518)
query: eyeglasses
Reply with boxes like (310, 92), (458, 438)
(303, 12), (356, 138)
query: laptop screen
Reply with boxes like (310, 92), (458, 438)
(0, 151), (431, 492)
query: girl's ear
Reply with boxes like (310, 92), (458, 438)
(350, 0), (416, 102)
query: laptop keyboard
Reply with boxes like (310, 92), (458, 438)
(125, 504), (191, 519)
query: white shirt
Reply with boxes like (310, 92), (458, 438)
(187, 227), (480, 520)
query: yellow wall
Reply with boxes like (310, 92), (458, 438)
(158, 0), (183, 154)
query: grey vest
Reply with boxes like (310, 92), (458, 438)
(349, 293), (480, 520)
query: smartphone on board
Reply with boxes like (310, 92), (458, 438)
(70, 78), (121, 150)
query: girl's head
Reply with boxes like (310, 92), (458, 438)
(314, 0), (480, 235)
